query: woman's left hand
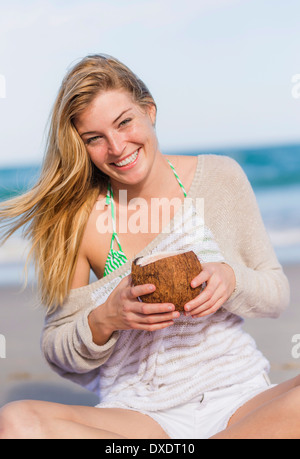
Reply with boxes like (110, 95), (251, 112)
(184, 262), (236, 318)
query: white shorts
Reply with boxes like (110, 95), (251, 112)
(96, 372), (275, 439)
(140, 373), (275, 439)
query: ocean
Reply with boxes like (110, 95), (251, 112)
(0, 144), (300, 285)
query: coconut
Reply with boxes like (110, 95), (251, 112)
(131, 250), (202, 312)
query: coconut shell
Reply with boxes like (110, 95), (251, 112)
(131, 251), (202, 312)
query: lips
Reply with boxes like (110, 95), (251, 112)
(113, 150), (139, 167)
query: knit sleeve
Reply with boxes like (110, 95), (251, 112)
(203, 155), (290, 319)
(41, 291), (120, 392)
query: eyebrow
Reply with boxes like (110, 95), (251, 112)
(79, 108), (132, 137)
(113, 108), (131, 124)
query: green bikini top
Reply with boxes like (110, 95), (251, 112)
(103, 159), (187, 277)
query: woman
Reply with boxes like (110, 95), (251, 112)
(0, 54), (298, 439)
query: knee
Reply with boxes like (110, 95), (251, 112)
(0, 400), (45, 439)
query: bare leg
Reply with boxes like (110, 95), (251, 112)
(3, 376), (300, 439)
(0, 400), (169, 439)
(212, 375), (300, 439)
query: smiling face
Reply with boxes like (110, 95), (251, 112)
(74, 89), (158, 188)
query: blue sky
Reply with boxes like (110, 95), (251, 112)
(0, 0), (300, 166)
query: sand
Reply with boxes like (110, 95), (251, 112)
(0, 264), (300, 408)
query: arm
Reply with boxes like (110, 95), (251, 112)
(41, 250), (120, 389)
(41, 252), (179, 387)
(221, 158), (290, 318)
(41, 299), (120, 390)
(186, 156), (290, 319)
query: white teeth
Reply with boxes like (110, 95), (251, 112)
(114, 150), (139, 167)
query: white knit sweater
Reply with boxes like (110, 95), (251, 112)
(41, 155), (290, 411)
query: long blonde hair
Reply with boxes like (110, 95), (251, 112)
(0, 54), (156, 311)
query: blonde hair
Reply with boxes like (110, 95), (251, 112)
(0, 54), (156, 311)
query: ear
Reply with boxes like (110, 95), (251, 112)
(147, 103), (157, 126)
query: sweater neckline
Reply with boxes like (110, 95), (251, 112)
(68, 154), (204, 297)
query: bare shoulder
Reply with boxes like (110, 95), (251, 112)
(71, 192), (111, 288)
(84, 192), (109, 238)
(81, 192), (112, 278)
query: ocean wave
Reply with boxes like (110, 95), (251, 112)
(0, 223), (299, 288)
(0, 165), (40, 202)
(191, 144), (300, 190)
(1, 144), (300, 200)
(0, 145), (300, 285)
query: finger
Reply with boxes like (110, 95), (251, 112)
(134, 320), (176, 332)
(129, 283), (156, 300)
(137, 301), (176, 315)
(135, 310), (180, 324)
(119, 274), (134, 288)
(189, 292), (221, 316)
(186, 283), (226, 317)
(124, 308), (178, 331)
(185, 275), (220, 312)
(190, 296), (225, 318)
(190, 269), (211, 288)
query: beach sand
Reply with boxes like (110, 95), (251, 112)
(0, 264), (300, 408)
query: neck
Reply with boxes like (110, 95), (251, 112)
(110, 153), (174, 204)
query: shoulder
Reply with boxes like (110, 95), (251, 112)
(202, 153), (244, 174)
(81, 190), (111, 249)
(165, 153), (250, 195)
(72, 191), (111, 288)
(200, 154), (251, 188)
(84, 192), (109, 235)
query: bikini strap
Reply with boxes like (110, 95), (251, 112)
(105, 182), (123, 251)
(167, 159), (187, 197)
(105, 159), (186, 254)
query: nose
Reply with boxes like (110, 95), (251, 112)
(107, 132), (126, 157)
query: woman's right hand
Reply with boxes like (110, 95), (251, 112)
(88, 275), (180, 345)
